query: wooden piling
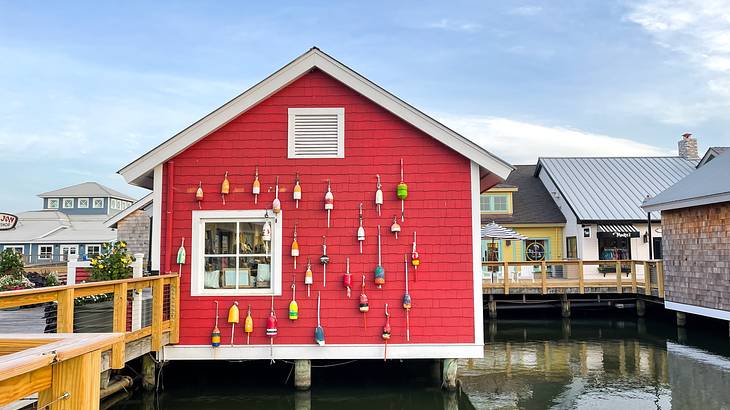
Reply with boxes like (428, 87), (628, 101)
(142, 354), (156, 391)
(294, 359), (312, 391)
(442, 358), (458, 391)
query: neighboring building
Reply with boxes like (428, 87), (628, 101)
(535, 150), (697, 272)
(105, 193), (153, 263)
(0, 182), (135, 264)
(481, 165), (566, 265)
(116, 48), (513, 361)
(643, 149), (730, 322)
(697, 146), (728, 168)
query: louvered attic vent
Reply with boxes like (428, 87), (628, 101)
(288, 108), (345, 158)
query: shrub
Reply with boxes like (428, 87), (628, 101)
(0, 274), (33, 291)
(0, 249), (32, 291)
(89, 242), (134, 282)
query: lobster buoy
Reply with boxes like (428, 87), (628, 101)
(343, 257), (352, 298)
(397, 159), (408, 221)
(291, 223), (299, 269)
(320, 236), (329, 287)
(374, 225), (385, 288)
(267, 296), (278, 363)
(177, 237), (186, 275)
(324, 178), (334, 228)
(359, 275), (369, 313)
(289, 282), (299, 321)
(227, 301), (240, 346)
(293, 173), (302, 209)
(375, 174), (384, 216)
(262, 216), (272, 243)
(315, 291), (325, 346)
(272, 176), (281, 214)
(382, 303), (392, 361)
(403, 254), (412, 342)
(390, 216), (401, 240)
(411, 231), (420, 280)
(221, 171), (230, 205)
(244, 304), (253, 345)
(305, 258), (313, 297)
(357, 203), (365, 254)
(211, 301), (221, 347)
(252, 166), (261, 204)
(195, 182), (204, 209)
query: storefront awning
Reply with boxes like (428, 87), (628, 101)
(597, 224), (640, 238)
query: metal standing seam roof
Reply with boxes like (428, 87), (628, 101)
(38, 182), (135, 201)
(536, 157), (697, 221)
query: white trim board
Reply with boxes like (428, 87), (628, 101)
(162, 343), (483, 361)
(470, 161), (485, 346)
(664, 301), (730, 321)
(118, 48), (512, 188)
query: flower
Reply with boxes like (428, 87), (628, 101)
(120, 242), (126, 248)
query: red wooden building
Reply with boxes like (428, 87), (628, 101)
(118, 48), (512, 364)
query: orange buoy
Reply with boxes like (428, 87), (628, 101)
(305, 257), (313, 297)
(293, 173), (302, 209)
(244, 304), (253, 345)
(411, 231), (421, 281)
(382, 303), (391, 361)
(343, 257), (352, 298)
(291, 223), (299, 270)
(324, 178), (333, 228)
(252, 166), (261, 204)
(195, 182), (204, 209)
(221, 171), (230, 205)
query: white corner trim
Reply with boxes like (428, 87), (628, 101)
(190, 209), (283, 297)
(664, 301), (730, 321)
(118, 48), (512, 187)
(151, 164), (163, 271)
(162, 343), (484, 361)
(471, 161), (484, 346)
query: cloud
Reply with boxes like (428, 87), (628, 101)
(437, 114), (674, 164)
(426, 19), (482, 33)
(509, 6), (543, 16)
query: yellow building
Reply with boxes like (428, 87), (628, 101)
(481, 165), (566, 264)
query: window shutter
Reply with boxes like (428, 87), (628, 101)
(288, 108), (344, 158)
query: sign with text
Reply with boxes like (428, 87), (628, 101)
(0, 213), (18, 231)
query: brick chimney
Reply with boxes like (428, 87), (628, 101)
(678, 133), (699, 160)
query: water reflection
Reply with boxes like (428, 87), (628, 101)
(461, 318), (730, 409)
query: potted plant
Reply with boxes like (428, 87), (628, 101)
(0, 249), (33, 292)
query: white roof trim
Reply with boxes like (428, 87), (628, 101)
(643, 192), (730, 212)
(119, 48), (512, 188)
(105, 193), (153, 228)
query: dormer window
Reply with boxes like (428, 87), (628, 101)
(47, 198), (59, 209)
(480, 190), (515, 214)
(62, 198), (74, 209)
(93, 198), (104, 208)
(288, 108), (344, 158)
(78, 198), (89, 208)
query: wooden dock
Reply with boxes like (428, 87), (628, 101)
(0, 274), (180, 409)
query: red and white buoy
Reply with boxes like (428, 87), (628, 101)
(411, 231), (421, 281)
(382, 303), (391, 361)
(390, 216), (401, 240)
(324, 178), (334, 228)
(357, 203), (365, 254)
(359, 275), (369, 328)
(305, 257), (313, 297)
(375, 174), (383, 216)
(252, 166), (261, 204)
(266, 295), (278, 363)
(293, 173), (302, 209)
(195, 181), (204, 209)
(272, 176), (281, 214)
(343, 256), (352, 298)
(291, 223), (299, 270)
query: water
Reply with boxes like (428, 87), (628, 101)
(110, 312), (730, 410)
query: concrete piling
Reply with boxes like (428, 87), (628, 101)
(442, 358), (458, 391)
(636, 299), (646, 317)
(561, 294), (571, 318)
(676, 312), (687, 327)
(294, 359), (312, 391)
(488, 299), (497, 320)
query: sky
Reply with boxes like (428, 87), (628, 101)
(1, 0), (729, 212)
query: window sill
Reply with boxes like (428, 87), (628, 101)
(191, 288), (281, 297)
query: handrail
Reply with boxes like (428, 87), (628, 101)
(0, 274), (181, 370)
(482, 259), (663, 297)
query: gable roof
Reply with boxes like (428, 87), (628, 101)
(105, 193), (153, 228)
(643, 150), (730, 212)
(38, 182), (135, 201)
(486, 165), (566, 225)
(536, 157), (697, 222)
(697, 147), (729, 168)
(118, 47), (512, 189)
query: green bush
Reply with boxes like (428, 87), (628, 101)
(0, 249), (33, 291)
(89, 242), (134, 282)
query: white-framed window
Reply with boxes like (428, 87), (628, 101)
(288, 107), (345, 158)
(93, 198), (104, 209)
(110, 199), (117, 210)
(38, 245), (53, 260)
(60, 245), (79, 261)
(78, 198), (89, 208)
(191, 210), (282, 296)
(62, 198), (74, 208)
(5, 245), (24, 255)
(47, 198), (59, 209)
(86, 244), (102, 258)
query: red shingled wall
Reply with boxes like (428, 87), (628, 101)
(161, 69), (476, 347)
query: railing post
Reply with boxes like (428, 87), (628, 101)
(111, 282), (128, 369)
(502, 261), (509, 295)
(540, 261), (547, 294)
(644, 261), (651, 296)
(38, 350), (102, 410)
(615, 261), (622, 294)
(56, 288), (75, 333)
(630, 262), (637, 294)
(578, 260), (585, 294)
(657, 261), (665, 298)
(131, 253), (144, 331)
(66, 254), (79, 285)
(151, 277), (164, 352)
(170, 275), (180, 344)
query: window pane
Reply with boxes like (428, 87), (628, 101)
(240, 256), (272, 289)
(493, 196), (508, 211)
(238, 222), (269, 254)
(480, 195), (490, 212)
(204, 257), (236, 289)
(205, 222), (237, 254)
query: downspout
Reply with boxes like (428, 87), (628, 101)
(647, 213), (653, 260)
(164, 161), (175, 274)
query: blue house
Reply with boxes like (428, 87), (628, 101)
(0, 182), (135, 264)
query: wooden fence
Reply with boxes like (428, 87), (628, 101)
(482, 260), (664, 296)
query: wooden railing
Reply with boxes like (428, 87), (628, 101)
(482, 260), (664, 296)
(0, 274), (180, 370)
